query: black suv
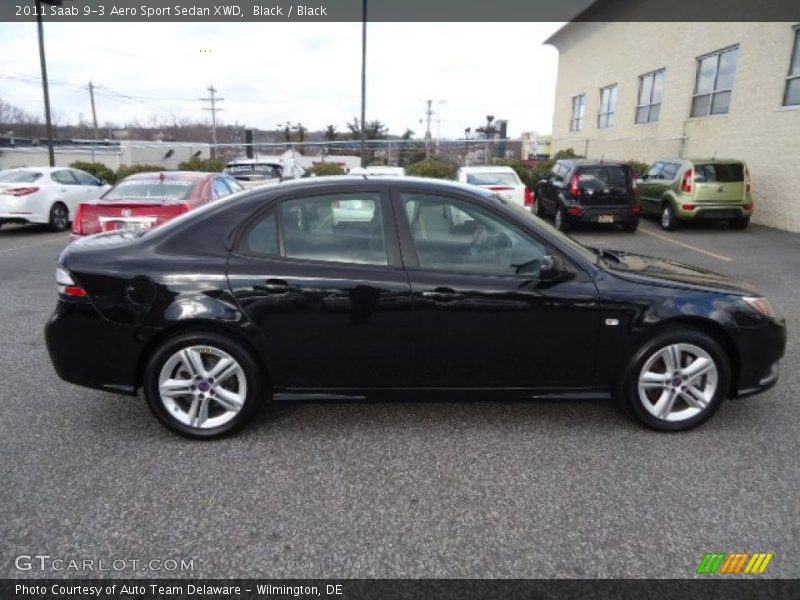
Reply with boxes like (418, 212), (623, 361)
(534, 159), (640, 232)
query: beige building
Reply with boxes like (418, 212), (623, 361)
(546, 15), (800, 232)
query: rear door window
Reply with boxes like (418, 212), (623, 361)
(694, 163), (744, 182)
(660, 163), (679, 180)
(51, 170), (78, 185)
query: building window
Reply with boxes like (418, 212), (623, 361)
(784, 28), (800, 107)
(570, 94), (586, 131)
(598, 85), (617, 128)
(691, 46), (739, 117)
(636, 69), (665, 124)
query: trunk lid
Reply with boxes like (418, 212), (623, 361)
(692, 163), (746, 203)
(75, 200), (189, 235)
(576, 165), (634, 206)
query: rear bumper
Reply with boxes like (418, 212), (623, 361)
(567, 205), (639, 224)
(45, 298), (146, 395)
(677, 204), (753, 220)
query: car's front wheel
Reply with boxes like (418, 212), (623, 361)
(618, 328), (729, 431)
(533, 193), (544, 217)
(143, 332), (264, 439)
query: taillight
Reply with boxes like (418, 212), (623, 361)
(56, 266), (87, 297)
(568, 206), (582, 216)
(682, 204), (696, 211)
(745, 168), (751, 193)
(487, 185), (514, 191)
(632, 205), (642, 215)
(2, 186), (40, 196)
(681, 169), (693, 193)
(178, 203), (191, 213)
(524, 187), (533, 206)
(568, 173), (580, 196)
(71, 204), (84, 235)
(743, 203), (753, 211)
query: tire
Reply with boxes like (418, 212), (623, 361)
(533, 192), (544, 217)
(554, 205), (569, 232)
(49, 202), (69, 232)
(660, 203), (678, 231)
(617, 328), (730, 432)
(622, 217), (639, 233)
(143, 331), (265, 439)
(729, 216), (750, 230)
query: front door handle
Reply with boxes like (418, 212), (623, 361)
(421, 287), (463, 302)
(262, 278), (290, 292)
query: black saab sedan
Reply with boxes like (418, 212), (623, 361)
(45, 177), (786, 438)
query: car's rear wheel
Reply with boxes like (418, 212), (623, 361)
(554, 205), (569, 232)
(729, 216), (750, 230)
(622, 217), (639, 233)
(618, 328), (729, 431)
(660, 204), (678, 231)
(143, 332), (264, 439)
(49, 202), (69, 232)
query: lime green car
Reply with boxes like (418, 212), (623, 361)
(637, 159), (753, 230)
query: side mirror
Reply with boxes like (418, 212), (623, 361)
(539, 254), (566, 280)
(98, 179), (107, 186)
(640, 174), (649, 181)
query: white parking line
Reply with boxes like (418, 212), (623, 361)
(0, 235), (69, 256)
(639, 225), (733, 262)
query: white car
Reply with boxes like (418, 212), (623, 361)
(348, 166), (406, 176)
(0, 167), (110, 231)
(223, 160), (283, 189)
(456, 166), (532, 208)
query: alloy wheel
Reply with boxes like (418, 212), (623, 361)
(637, 343), (718, 422)
(51, 205), (68, 231)
(157, 345), (247, 430)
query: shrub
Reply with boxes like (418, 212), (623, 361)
(626, 159), (650, 178)
(177, 157), (225, 172)
(115, 164), (167, 181)
(406, 159), (455, 179)
(304, 162), (345, 177)
(69, 161), (117, 184)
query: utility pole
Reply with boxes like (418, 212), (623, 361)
(201, 85), (224, 159)
(88, 80), (99, 162)
(424, 99), (433, 159)
(36, 0), (62, 167)
(359, 0), (367, 167)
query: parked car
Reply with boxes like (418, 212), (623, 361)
(637, 159), (753, 231)
(46, 177), (785, 439)
(0, 167), (110, 231)
(71, 171), (243, 237)
(224, 160), (283, 189)
(534, 159), (640, 232)
(349, 166), (406, 176)
(456, 166), (532, 208)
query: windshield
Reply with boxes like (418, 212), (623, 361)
(103, 179), (198, 201)
(0, 170), (42, 183)
(504, 201), (598, 263)
(224, 164), (282, 180)
(466, 172), (521, 186)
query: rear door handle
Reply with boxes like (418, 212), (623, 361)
(262, 278), (290, 292)
(421, 287), (463, 302)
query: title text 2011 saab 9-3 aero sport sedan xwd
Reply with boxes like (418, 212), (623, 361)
(44, 177), (786, 439)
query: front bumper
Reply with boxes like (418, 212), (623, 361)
(733, 317), (787, 398)
(45, 298), (147, 395)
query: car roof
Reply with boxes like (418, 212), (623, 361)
(262, 175), (495, 196)
(458, 166), (517, 173)
(557, 159), (629, 167)
(123, 171), (212, 181)
(685, 158), (746, 164)
(0, 166), (78, 173)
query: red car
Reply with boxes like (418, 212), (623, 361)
(71, 171), (244, 237)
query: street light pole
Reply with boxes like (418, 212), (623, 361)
(359, 0), (367, 167)
(35, 0), (61, 167)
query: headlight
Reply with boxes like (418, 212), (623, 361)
(743, 296), (775, 318)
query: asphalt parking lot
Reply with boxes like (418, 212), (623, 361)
(1, 216), (798, 579)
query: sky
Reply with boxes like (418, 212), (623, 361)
(0, 22), (561, 138)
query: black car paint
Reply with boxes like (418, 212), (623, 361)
(536, 160), (639, 224)
(45, 177), (785, 401)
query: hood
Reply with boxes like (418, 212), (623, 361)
(602, 250), (759, 295)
